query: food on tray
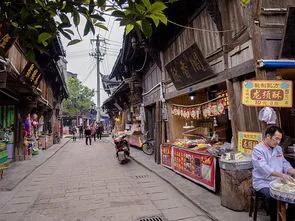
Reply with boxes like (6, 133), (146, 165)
(173, 139), (207, 149)
(271, 179), (295, 193)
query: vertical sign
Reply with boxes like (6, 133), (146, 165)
(21, 62), (43, 87)
(238, 131), (262, 154)
(242, 80), (292, 107)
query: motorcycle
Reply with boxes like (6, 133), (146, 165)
(113, 134), (130, 164)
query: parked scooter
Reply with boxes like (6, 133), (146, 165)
(113, 134), (130, 164)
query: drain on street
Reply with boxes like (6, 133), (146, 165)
(135, 175), (151, 179)
(136, 215), (166, 221)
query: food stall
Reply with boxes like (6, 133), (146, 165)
(162, 88), (231, 192)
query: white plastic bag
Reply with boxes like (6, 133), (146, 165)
(258, 107), (277, 124)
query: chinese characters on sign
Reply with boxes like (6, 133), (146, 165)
(242, 80), (293, 107)
(172, 147), (216, 191)
(238, 131), (262, 154)
(161, 144), (172, 169)
(0, 34), (15, 54)
(165, 43), (216, 90)
(21, 62), (42, 87)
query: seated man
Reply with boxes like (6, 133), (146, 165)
(252, 126), (295, 221)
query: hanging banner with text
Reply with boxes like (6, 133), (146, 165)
(161, 144), (173, 169)
(238, 131), (262, 154)
(21, 61), (43, 87)
(242, 80), (293, 107)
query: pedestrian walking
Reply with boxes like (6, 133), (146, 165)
(78, 125), (83, 139)
(91, 123), (97, 142)
(97, 122), (104, 140)
(85, 126), (92, 145)
(72, 126), (77, 141)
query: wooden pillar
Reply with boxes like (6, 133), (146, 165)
(154, 101), (162, 164)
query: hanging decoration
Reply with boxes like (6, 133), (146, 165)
(171, 93), (229, 120)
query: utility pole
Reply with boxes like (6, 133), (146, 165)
(90, 35), (105, 122)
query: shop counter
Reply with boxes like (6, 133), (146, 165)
(172, 146), (217, 192)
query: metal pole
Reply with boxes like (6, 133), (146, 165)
(96, 35), (101, 122)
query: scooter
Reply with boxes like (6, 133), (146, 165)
(113, 134), (130, 164)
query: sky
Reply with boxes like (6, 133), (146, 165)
(61, 16), (124, 108)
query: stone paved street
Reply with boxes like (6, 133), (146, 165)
(0, 138), (212, 221)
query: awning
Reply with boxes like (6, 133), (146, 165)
(257, 59), (295, 69)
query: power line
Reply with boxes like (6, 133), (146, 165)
(82, 62), (96, 83)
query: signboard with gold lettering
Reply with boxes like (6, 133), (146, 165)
(0, 34), (15, 54)
(165, 43), (216, 90)
(238, 131), (262, 154)
(242, 80), (293, 107)
(21, 62), (42, 87)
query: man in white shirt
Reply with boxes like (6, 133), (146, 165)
(252, 126), (295, 221)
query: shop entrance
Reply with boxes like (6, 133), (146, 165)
(145, 104), (156, 141)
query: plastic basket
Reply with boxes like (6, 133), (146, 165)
(219, 159), (252, 171)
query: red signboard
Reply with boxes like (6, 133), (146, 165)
(161, 144), (172, 169)
(172, 146), (216, 191)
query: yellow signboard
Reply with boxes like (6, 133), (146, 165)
(238, 131), (262, 154)
(242, 80), (293, 107)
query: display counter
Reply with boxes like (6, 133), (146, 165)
(160, 144), (217, 192)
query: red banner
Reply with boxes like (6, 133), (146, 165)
(172, 146), (216, 191)
(161, 144), (172, 169)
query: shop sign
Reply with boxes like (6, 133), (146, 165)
(0, 34), (15, 54)
(238, 131), (262, 154)
(161, 144), (172, 169)
(242, 80), (292, 107)
(165, 43), (216, 90)
(172, 147), (216, 191)
(21, 61), (42, 87)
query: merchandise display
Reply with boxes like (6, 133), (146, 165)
(270, 179), (295, 204)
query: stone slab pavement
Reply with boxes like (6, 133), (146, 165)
(0, 137), (214, 221)
(128, 144), (268, 221)
(0, 138), (71, 191)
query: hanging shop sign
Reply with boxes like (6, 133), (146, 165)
(21, 61), (42, 87)
(165, 43), (216, 90)
(172, 147), (216, 191)
(161, 144), (173, 169)
(171, 94), (228, 120)
(0, 33), (15, 54)
(242, 80), (292, 107)
(238, 131), (262, 154)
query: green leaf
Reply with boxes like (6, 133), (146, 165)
(94, 23), (108, 31)
(147, 14), (159, 27)
(84, 20), (95, 36)
(60, 13), (70, 25)
(135, 4), (145, 13)
(96, 0), (105, 7)
(34, 25), (43, 29)
(64, 29), (74, 35)
(111, 10), (125, 18)
(90, 14), (105, 21)
(89, 0), (95, 13)
(26, 50), (36, 62)
(142, 0), (151, 10)
(125, 24), (134, 35)
(60, 30), (72, 40)
(150, 1), (167, 13)
(136, 20), (143, 31)
(73, 10), (80, 26)
(37, 32), (52, 46)
(67, 39), (82, 46)
(156, 12), (168, 25)
(142, 20), (152, 38)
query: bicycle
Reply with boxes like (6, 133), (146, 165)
(141, 132), (155, 155)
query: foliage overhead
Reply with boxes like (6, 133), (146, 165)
(63, 77), (95, 117)
(0, 0), (170, 60)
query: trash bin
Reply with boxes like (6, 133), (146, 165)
(219, 159), (252, 211)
